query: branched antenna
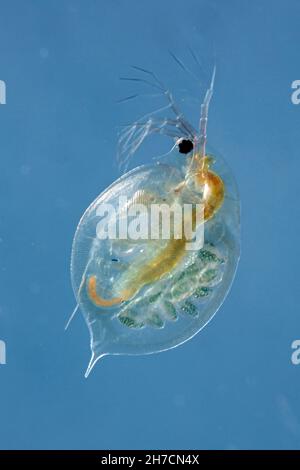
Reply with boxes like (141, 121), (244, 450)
(198, 65), (216, 159)
(169, 49), (202, 85)
(187, 65), (216, 176)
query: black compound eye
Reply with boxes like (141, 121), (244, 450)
(177, 138), (194, 154)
